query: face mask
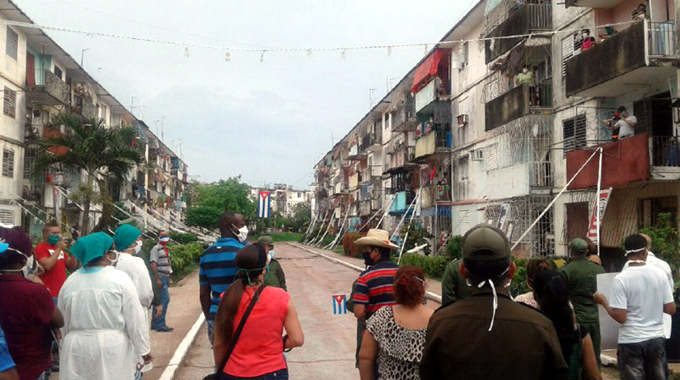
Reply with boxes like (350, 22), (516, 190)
(522, 69), (528, 73)
(47, 235), (60, 246)
(108, 251), (120, 267)
(269, 250), (276, 260)
(133, 244), (143, 255)
(159, 236), (170, 245)
(232, 225), (248, 243)
(264, 264), (271, 282)
(362, 252), (373, 266)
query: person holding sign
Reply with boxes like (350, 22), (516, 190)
(594, 234), (676, 380)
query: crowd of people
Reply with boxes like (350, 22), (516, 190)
(1, 210), (677, 380)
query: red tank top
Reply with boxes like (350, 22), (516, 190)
(223, 286), (290, 377)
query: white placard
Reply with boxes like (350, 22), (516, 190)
(597, 272), (621, 350)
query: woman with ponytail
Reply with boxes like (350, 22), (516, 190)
(533, 270), (601, 380)
(213, 244), (303, 380)
(359, 265), (433, 380)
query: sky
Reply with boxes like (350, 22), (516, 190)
(14, 0), (476, 190)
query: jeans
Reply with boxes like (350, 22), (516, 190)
(618, 338), (668, 380)
(151, 276), (170, 329)
(207, 319), (215, 346)
(220, 369), (288, 380)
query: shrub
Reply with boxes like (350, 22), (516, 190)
(320, 234), (335, 248)
(399, 254), (450, 279)
(446, 235), (463, 259)
(342, 233), (367, 258)
(169, 242), (204, 273)
(170, 232), (199, 245)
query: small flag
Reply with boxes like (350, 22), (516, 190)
(332, 294), (347, 315)
(258, 191), (271, 218)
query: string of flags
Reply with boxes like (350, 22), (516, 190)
(0, 19), (637, 62)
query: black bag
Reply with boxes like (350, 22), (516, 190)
(202, 285), (266, 380)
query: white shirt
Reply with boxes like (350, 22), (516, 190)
(615, 115), (637, 138)
(610, 264), (674, 344)
(116, 253), (154, 309)
(622, 252), (674, 338)
(58, 266), (150, 380)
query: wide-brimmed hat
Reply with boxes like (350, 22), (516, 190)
(354, 229), (399, 250)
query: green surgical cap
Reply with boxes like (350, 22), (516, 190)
(113, 224), (142, 252)
(70, 232), (113, 266)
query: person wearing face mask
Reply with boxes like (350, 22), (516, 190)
(114, 224), (154, 310)
(58, 232), (152, 380)
(35, 220), (78, 305)
(351, 229), (400, 375)
(150, 230), (174, 332)
(257, 236), (287, 291)
(0, 226), (64, 380)
(200, 212), (249, 345)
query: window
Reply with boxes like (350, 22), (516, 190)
(0, 209), (13, 225)
(563, 114), (587, 153)
(638, 196), (678, 229)
(561, 33), (580, 79)
(23, 147), (35, 178)
(5, 27), (17, 60)
(461, 42), (469, 68)
(3, 87), (16, 118)
(2, 149), (14, 178)
(54, 66), (63, 80)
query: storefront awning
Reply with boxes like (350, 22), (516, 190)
(411, 48), (444, 94)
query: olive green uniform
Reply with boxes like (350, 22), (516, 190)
(264, 259), (287, 291)
(441, 259), (470, 306)
(560, 257), (606, 364)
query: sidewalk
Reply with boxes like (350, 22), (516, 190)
(289, 242), (444, 300)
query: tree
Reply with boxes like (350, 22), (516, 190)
(34, 113), (144, 235)
(291, 201), (311, 232)
(185, 177), (256, 230)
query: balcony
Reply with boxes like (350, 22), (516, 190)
(421, 185), (452, 208)
(413, 131), (452, 162)
(415, 78), (450, 114)
(390, 191), (415, 214)
(566, 0), (631, 8)
(485, 82), (552, 131)
(392, 94), (417, 132)
(565, 21), (679, 98)
(485, 3), (552, 63)
(530, 161), (554, 188)
(26, 70), (70, 106)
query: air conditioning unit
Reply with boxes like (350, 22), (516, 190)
(471, 149), (484, 161)
(456, 114), (469, 127)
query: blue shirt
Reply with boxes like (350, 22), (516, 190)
(199, 237), (244, 320)
(0, 326), (15, 373)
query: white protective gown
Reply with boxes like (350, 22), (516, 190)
(58, 266), (150, 380)
(116, 254), (154, 309)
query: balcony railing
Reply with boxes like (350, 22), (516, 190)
(26, 70), (70, 106)
(530, 161), (554, 187)
(485, 82), (552, 131)
(485, 3), (553, 63)
(414, 130), (452, 161)
(649, 21), (678, 56)
(651, 136), (680, 167)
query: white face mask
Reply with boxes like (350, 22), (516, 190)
(233, 225), (249, 243)
(133, 243), (143, 255)
(269, 250), (276, 260)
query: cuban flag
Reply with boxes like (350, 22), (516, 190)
(258, 191), (271, 218)
(332, 294), (347, 315)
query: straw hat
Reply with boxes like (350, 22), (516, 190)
(354, 229), (399, 250)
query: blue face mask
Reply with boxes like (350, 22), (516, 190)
(269, 250), (276, 259)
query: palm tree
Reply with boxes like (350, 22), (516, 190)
(34, 113), (145, 235)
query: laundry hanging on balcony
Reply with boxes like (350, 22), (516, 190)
(411, 48), (443, 94)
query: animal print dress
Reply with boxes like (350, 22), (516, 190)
(365, 306), (427, 380)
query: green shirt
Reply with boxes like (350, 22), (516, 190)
(441, 259), (470, 306)
(265, 259), (287, 291)
(560, 257), (605, 323)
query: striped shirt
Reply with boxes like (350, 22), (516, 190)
(199, 237), (245, 320)
(149, 244), (172, 276)
(354, 259), (399, 317)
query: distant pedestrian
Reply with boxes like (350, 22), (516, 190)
(515, 257), (551, 309)
(213, 244), (303, 379)
(150, 231), (173, 332)
(533, 270), (601, 380)
(35, 220), (78, 303)
(200, 213), (248, 345)
(59, 232), (152, 380)
(560, 238), (605, 365)
(359, 265), (434, 380)
(352, 229), (400, 373)
(441, 258), (469, 306)
(257, 236), (287, 291)
(0, 326), (19, 380)
(622, 233), (674, 339)
(420, 224), (568, 380)
(594, 234), (675, 380)
(0, 226), (64, 380)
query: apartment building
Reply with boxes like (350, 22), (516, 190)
(251, 184), (312, 219)
(313, 0), (680, 257)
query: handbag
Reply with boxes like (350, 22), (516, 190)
(203, 284), (266, 380)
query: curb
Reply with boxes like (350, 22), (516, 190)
(158, 313), (206, 380)
(287, 242), (443, 304)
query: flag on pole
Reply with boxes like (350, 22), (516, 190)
(587, 187), (612, 245)
(332, 294), (347, 315)
(258, 191), (271, 218)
